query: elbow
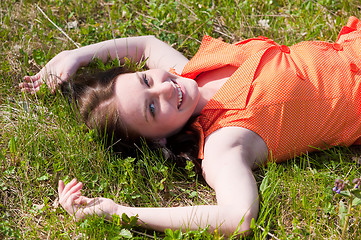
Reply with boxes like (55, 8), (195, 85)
(142, 35), (156, 40)
(142, 35), (159, 43)
(220, 206), (258, 237)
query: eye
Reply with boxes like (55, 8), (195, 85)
(143, 74), (150, 87)
(149, 103), (156, 117)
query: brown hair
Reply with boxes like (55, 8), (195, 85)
(61, 66), (140, 155)
(62, 66), (201, 172)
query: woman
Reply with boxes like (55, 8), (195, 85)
(20, 16), (361, 236)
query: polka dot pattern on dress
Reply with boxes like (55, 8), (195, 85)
(177, 16), (361, 162)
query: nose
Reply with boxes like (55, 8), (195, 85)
(151, 80), (173, 100)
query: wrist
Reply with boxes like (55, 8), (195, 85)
(70, 48), (93, 68)
(114, 205), (130, 217)
(109, 200), (119, 218)
(114, 206), (141, 225)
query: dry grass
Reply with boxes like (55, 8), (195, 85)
(1, 0), (361, 239)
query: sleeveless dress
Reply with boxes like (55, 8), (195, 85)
(177, 16), (361, 162)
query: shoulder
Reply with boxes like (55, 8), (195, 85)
(144, 36), (189, 72)
(201, 126), (268, 189)
(202, 127), (268, 169)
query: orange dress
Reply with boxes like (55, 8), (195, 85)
(178, 16), (361, 162)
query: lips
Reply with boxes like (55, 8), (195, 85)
(171, 80), (183, 109)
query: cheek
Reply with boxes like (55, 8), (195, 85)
(158, 111), (181, 127)
(159, 113), (177, 126)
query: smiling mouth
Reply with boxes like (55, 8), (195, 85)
(172, 80), (183, 109)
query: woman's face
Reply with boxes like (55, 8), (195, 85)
(114, 69), (200, 139)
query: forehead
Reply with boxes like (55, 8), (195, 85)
(114, 72), (146, 133)
(116, 71), (138, 82)
(114, 71), (141, 103)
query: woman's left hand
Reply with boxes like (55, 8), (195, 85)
(20, 50), (80, 94)
(58, 178), (116, 220)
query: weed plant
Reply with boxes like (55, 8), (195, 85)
(1, 0), (361, 239)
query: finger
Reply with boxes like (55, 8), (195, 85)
(23, 74), (41, 83)
(78, 196), (94, 205)
(66, 192), (82, 216)
(69, 190), (83, 202)
(73, 194), (95, 207)
(68, 195), (92, 220)
(19, 82), (26, 89)
(73, 192), (84, 205)
(19, 80), (45, 94)
(19, 80), (43, 90)
(19, 82), (33, 89)
(31, 80), (43, 89)
(59, 179), (77, 199)
(58, 180), (65, 196)
(20, 85), (41, 94)
(61, 182), (83, 204)
(46, 74), (61, 91)
(59, 193), (81, 217)
(62, 178), (77, 192)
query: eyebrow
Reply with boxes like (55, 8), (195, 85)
(136, 73), (149, 123)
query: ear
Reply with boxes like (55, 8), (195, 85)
(155, 137), (167, 146)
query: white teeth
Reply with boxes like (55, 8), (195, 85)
(172, 80), (183, 109)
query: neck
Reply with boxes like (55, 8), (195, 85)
(193, 86), (215, 115)
(191, 65), (238, 115)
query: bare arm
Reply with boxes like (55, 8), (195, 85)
(122, 127), (267, 235)
(72, 36), (188, 72)
(117, 148), (259, 235)
(58, 127), (268, 236)
(20, 36), (188, 93)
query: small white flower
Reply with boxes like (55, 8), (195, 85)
(122, 10), (127, 18)
(67, 21), (78, 29)
(258, 19), (270, 29)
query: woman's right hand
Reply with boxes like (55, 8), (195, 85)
(20, 50), (81, 93)
(58, 179), (117, 221)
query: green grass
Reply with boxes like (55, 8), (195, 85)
(1, 0), (361, 239)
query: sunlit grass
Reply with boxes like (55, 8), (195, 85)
(1, 0), (361, 239)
